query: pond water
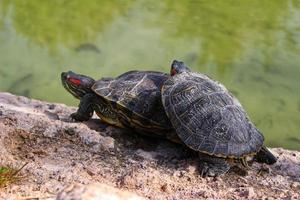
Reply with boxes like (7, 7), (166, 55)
(0, 1), (299, 150)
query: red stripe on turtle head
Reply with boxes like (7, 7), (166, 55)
(171, 68), (177, 76)
(68, 78), (81, 86)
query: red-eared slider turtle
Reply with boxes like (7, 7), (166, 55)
(61, 70), (179, 141)
(61, 63), (276, 176)
(161, 60), (277, 176)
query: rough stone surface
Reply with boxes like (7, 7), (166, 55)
(56, 183), (145, 200)
(0, 92), (299, 200)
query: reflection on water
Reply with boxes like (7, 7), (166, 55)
(0, 0), (299, 150)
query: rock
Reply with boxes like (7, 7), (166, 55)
(186, 163), (197, 174)
(239, 187), (256, 199)
(0, 92), (299, 200)
(43, 124), (60, 138)
(100, 136), (115, 151)
(135, 149), (157, 160)
(56, 183), (145, 200)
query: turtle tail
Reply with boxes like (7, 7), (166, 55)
(254, 146), (277, 165)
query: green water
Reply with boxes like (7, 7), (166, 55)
(0, 0), (299, 150)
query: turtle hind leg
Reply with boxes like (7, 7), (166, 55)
(198, 152), (231, 177)
(239, 157), (250, 169)
(253, 146), (277, 165)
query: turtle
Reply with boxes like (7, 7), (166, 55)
(161, 60), (277, 176)
(61, 63), (277, 176)
(61, 70), (179, 142)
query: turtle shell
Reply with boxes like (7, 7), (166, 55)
(161, 72), (264, 158)
(92, 70), (173, 136)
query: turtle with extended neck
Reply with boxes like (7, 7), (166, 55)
(61, 70), (179, 142)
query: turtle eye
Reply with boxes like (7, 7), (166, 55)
(68, 78), (81, 86)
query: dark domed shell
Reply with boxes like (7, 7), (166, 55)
(92, 71), (172, 133)
(161, 72), (264, 158)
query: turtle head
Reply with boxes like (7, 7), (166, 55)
(61, 71), (95, 99)
(170, 60), (191, 76)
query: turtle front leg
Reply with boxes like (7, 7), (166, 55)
(71, 93), (96, 121)
(198, 152), (231, 177)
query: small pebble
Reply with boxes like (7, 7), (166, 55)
(102, 136), (115, 150)
(238, 187), (256, 199)
(187, 164), (197, 174)
(44, 110), (59, 120)
(48, 104), (55, 110)
(161, 183), (171, 193)
(65, 128), (76, 135)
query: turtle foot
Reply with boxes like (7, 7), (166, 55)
(70, 112), (90, 122)
(199, 161), (230, 177)
(198, 153), (230, 177)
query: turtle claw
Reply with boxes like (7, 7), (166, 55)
(200, 164), (210, 177)
(199, 162), (224, 177)
(68, 113), (78, 122)
(70, 112), (90, 122)
(198, 154), (231, 177)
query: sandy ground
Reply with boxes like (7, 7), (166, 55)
(0, 92), (299, 200)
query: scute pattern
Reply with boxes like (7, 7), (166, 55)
(92, 71), (172, 131)
(162, 72), (264, 158)
(198, 137), (217, 153)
